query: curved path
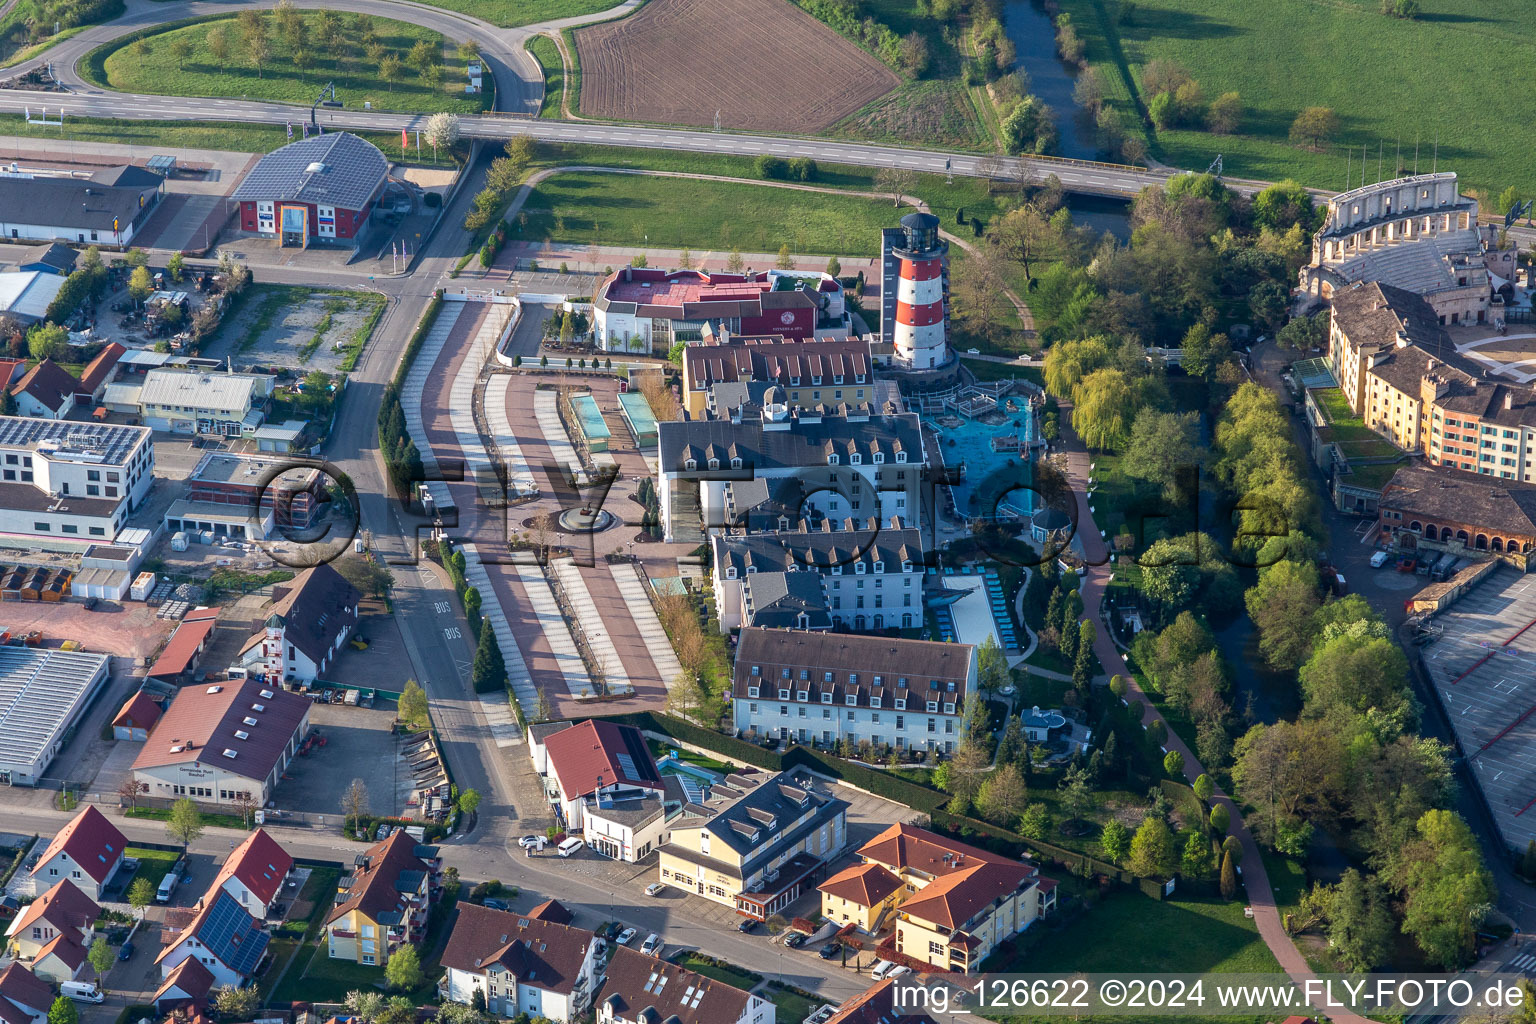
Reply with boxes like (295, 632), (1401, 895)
(1051, 410), (1369, 1024)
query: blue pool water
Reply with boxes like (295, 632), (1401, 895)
(926, 412), (1036, 521)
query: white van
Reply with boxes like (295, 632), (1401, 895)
(61, 982), (103, 1004)
(557, 836), (585, 858)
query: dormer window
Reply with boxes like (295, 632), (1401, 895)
(685, 458), (697, 470)
(896, 451), (907, 463)
(874, 452), (884, 464)
(731, 457), (742, 469)
(828, 454), (839, 465)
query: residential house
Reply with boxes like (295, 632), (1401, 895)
(825, 823), (1055, 974)
(657, 768), (847, 921)
(29, 805), (126, 900)
(210, 829), (294, 921)
(540, 720), (668, 857)
(596, 945), (774, 1024)
(154, 889), (270, 988)
(325, 831), (438, 966)
(439, 903), (602, 1021)
(711, 520), (923, 633)
(4, 880), (97, 982)
(238, 563), (361, 686)
(151, 957), (215, 1015)
(731, 628), (975, 756)
(131, 677), (311, 808)
(111, 689), (162, 741)
(0, 964), (54, 1024)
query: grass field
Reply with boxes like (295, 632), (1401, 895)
(518, 172), (908, 256)
(525, 34), (564, 118)
(1057, 0), (1536, 194)
(92, 12), (489, 115)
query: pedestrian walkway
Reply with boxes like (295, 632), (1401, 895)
(608, 563), (684, 688)
(551, 558), (632, 693)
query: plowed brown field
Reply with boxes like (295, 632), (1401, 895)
(574, 0), (901, 133)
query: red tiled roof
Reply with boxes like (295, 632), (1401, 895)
(146, 608), (218, 679)
(0, 963), (55, 1015)
(34, 806), (126, 885)
(542, 720), (663, 800)
(527, 898), (574, 925)
(817, 863), (902, 907)
(7, 879), (97, 940)
(211, 828), (292, 907)
(111, 691), (162, 733)
(152, 957), (214, 1009)
(130, 676), (309, 784)
(76, 343), (125, 396)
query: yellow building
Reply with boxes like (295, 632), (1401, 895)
(657, 768), (847, 920)
(823, 823), (1055, 974)
(325, 832), (439, 966)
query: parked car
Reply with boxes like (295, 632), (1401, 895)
(616, 927), (637, 946)
(737, 918), (759, 933)
(644, 883), (666, 897)
(117, 940), (134, 962)
(819, 942), (841, 960)
(640, 934), (662, 956)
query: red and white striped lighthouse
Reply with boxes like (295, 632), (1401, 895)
(887, 212), (949, 369)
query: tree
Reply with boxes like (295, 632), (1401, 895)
(342, 778), (370, 833)
(127, 876), (154, 918)
(1388, 809), (1493, 969)
(1219, 848), (1238, 899)
(1128, 815), (1177, 879)
(399, 678), (429, 730)
(1163, 749), (1184, 778)
(1289, 107), (1339, 151)
(87, 936), (113, 987)
(1244, 559), (1321, 671)
(48, 997), (78, 1024)
(167, 797), (203, 848)
(380, 54), (403, 91)
(1100, 818), (1129, 862)
(1206, 91), (1242, 134)
(458, 788), (482, 815)
(978, 762), (1028, 824)
(385, 943), (425, 991)
(776, 245), (794, 270)
(424, 113), (461, 161)
(1209, 802), (1230, 834)
(976, 635), (1009, 694)
(216, 984), (260, 1019)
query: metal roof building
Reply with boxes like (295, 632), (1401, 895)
(0, 646), (111, 786)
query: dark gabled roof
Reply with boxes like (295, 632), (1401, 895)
(240, 563), (360, 666)
(733, 627), (973, 706)
(231, 133), (389, 212)
(741, 570), (831, 629)
(1379, 464), (1536, 539)
(440, 903), (594, 995)
(598, 946), (753, 1024)
(12, 359), (80, 413)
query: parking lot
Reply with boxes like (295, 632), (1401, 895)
(277, 700), (412, 818)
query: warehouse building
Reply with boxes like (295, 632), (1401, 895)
(0, 418), (154, 550)
(0, 165), (163, 246)
(0, 646), (111, 786)
(231, 133), (389, 248)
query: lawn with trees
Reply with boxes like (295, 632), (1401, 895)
(1055, 0), (1536, 194)
(92, 7), (489, 115)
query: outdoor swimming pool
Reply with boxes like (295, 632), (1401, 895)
(926, 411), (1036, 522)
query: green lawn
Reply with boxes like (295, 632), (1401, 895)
(518, 172), (907, 256)
(669, 952), (761, 989)
(525, 34), (564, 118)
(1057, 0), (1536, 195)
(91, 12), (490, 115)
(124, 847), (179, 892)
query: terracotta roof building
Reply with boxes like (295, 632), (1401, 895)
(29, 806), (126, 901)
(210, 828), (294, 920)
(130, 677), (311, 808)
(325, 831), (437, 966)
(596, 945), (773, 1024)
(829, 824), (1055, 973)
(439, 903), (602, 1022)
(238, 563), (360, 686)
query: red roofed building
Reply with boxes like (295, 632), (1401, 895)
(29, 806), (126, 901)
(210, 828), (294, 920)
(830, 823), (1055, 974)
(130, 677), (311, 808)
(593, 266), (846, 354)
(540, 720), (664, 834)
(4, 880), (98, 983)
(145, 608), (220, 684)
(111, 690), (162, 741)
(0, 963), (55, 1024)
